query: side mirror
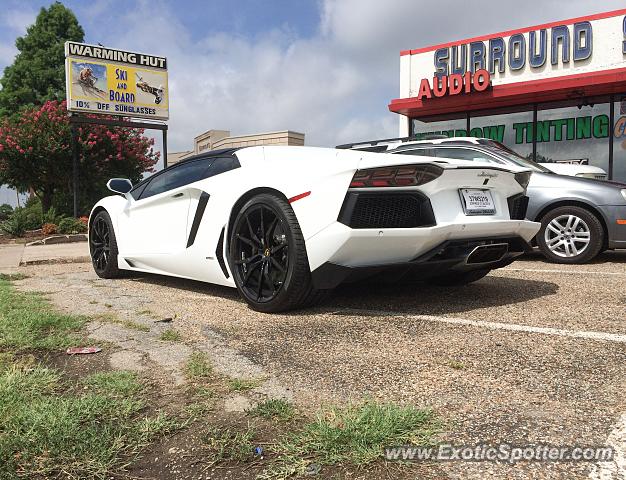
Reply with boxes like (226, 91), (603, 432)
(107, 178), (133, 195)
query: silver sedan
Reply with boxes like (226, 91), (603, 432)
(386, 137), (626, 264)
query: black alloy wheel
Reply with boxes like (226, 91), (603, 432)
(229, 193), (327, 312)
(233, 203), (289, 303)
(89, 210), (121, 278)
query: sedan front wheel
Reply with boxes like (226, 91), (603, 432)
(537, 206), (604, 264)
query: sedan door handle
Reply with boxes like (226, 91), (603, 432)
(171, 192), (184, 198)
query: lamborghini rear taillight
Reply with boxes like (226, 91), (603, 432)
(349, 164), (443, 188)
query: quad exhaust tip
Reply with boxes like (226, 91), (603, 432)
(466, 243), (509, 265)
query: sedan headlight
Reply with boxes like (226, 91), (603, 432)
(576, 173), (608, 180)
(621, 189), (626, 202)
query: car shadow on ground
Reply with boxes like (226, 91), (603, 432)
(121, 268), (559, 318)
(317, 275), (559, 317)
(124, 273), (240, 300)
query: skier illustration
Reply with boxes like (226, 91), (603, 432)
(79, 67), (96, 87)
(74, 64), (106, 99)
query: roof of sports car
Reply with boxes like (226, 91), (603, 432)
(172, 147), (241, 167)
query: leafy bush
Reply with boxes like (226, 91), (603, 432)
(20, 197), (43, 230)
(0, 208), (28, 237)
(4, 198), (65, 232)
(0, 204), (13, 222)
(43, 207), (64, 226)
(57, 217), (87, 234)
(42, 223), (58, 235)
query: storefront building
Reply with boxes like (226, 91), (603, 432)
(389, 9), (626, 181)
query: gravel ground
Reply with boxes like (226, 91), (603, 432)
(14, 250), (626, 479)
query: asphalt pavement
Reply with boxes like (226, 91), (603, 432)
(10, 249), (626, 479)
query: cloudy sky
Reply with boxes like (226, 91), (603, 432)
(1, 0), (625, 167)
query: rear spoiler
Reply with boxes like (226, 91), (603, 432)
(336, 134), (448, 151)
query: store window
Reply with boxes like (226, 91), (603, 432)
(411, 115), (467, 139)
(469, 109), (534, 160)
(536, 101), (610, 174)
(613, 97), (626, 182)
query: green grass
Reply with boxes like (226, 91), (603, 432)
(0, 273), (28, 281)
(263, 402), (437, 477)
(185, 352), (212, 379)
(448, 360), (465, 370)
(184, 353), (215, 417)
(0, 363), (177, 479)
(83, 371), (143, 398)
(185, 385), (215, 417)
(0, 351), (15, 370)
(119, 320), (150, 332)
(203, 425), (256, 465)
(248, 399), (296, 422)
(0, 278), (179, 479)
(0, 279), (85, 350)
(96, 313), (150, 332)
(159, 329), (181, 342)
(228, 378), (260, 392)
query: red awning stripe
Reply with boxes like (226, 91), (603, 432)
(389, 68), (626, 118)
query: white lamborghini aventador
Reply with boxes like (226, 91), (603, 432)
(89, 146), (540, 312)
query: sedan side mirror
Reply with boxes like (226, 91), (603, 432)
(107, 178), (133, 195)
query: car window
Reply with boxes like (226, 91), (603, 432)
(393, 147), (435, 157)
(129, 182), (149, 200)
(433, 147), (504, 164)
(476, 140), (552, 173)
(140, 158), (214, 199)
(209, 156), (240, 176)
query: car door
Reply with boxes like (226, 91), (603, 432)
(118, 158), (214, 257)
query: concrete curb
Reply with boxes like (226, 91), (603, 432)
(26, 234), (88, 246)
(19, 256), (91, 266)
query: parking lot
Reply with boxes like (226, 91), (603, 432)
(14, 250), (626, 479)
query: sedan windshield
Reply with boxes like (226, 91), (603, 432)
(476, 140), (553, 173)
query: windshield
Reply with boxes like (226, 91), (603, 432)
(477, 140), (552, 173)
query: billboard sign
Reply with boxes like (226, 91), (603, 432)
(65, 42), (168, 121)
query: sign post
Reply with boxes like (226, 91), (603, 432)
(64, 42), (169, 216)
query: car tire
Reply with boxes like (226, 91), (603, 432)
(537, 206), (604, 264)
(430, 268), (491, 286)
(89, 210), (122, 279)
(228, 193), (328, 313)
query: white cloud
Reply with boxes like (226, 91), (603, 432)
(2, 8), (37, 34)
(78, 0), (626, 153)
(0, 44), (17, 67)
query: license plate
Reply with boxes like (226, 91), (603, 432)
(460, 189), (496, 215)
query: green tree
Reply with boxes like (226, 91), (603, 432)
(0, 101), (159, 215)
(0, 2), (84, 116)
